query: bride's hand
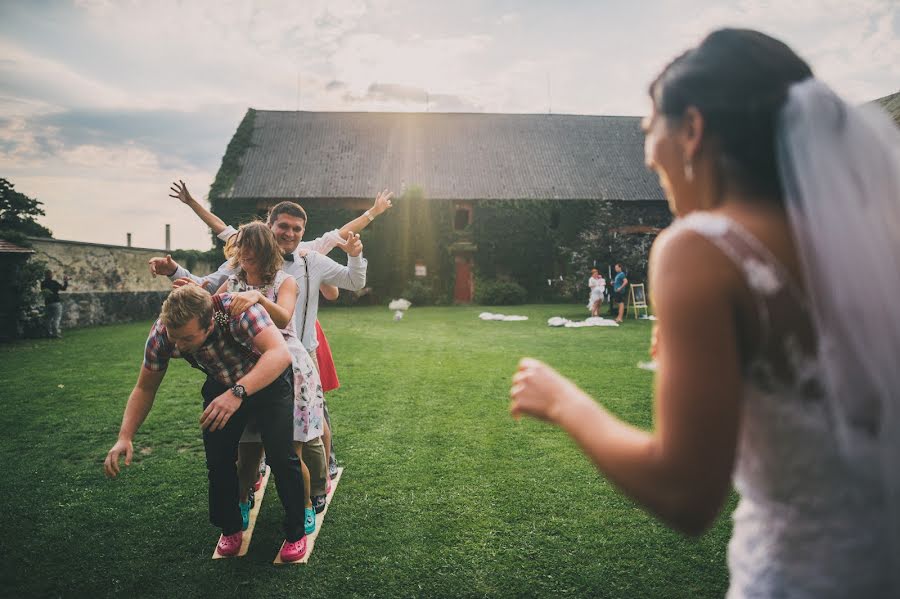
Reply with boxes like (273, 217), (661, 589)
(510, 358), (577, 423)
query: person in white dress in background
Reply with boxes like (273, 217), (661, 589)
(587, 268), (606, 317)
(510, 28), (900, 597)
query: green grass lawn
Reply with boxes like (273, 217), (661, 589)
(0, 304), (732, 598)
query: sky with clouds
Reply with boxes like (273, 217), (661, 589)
(1, 0), (898, 249)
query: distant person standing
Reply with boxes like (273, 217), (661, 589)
(612, 263), (628, 324)
(41, 270), (68, 338)
(587, 269), (606, 317)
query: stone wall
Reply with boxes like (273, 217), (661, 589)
(27, 238), (218, 330)
(28, 237), (218, 292)
(58, 291), (170, 329)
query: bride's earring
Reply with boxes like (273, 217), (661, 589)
(684, 158), (694, 182)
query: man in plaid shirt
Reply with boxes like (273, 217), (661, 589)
(104, 285), (309, 562)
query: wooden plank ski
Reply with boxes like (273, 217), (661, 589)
(273, 467), (343, 564)
(212, 465), (271, 559)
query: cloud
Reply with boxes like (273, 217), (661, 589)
(1, 0), (897, 250)
(0, 40), (132, 115)
(341, 82), (482, 111)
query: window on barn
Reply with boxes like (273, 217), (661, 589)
(454, 208), (470, 231)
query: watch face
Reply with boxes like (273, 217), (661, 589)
(233, 385), (246, 398)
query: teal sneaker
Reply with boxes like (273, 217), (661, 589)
(304, 507), (316, 535)
(239, 501), (252, 531)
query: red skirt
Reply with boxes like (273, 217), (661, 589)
(315, 320), (340, 392)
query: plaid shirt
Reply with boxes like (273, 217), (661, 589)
(143, 294), (275, 386)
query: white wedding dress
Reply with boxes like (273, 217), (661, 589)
(672, 212), (891, 598)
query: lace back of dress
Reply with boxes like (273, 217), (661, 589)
(674, 212), (821, 397)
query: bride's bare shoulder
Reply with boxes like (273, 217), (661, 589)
(649, 221), (744, 302)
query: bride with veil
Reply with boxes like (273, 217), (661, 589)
(510, 28), (899, 597)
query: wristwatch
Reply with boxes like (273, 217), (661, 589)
(364, 209), (375, 222)
(231, 384), (247, 400)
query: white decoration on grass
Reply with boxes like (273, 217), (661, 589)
(548, 316), (619, 327)
(479, 312), (528, 321)
(389, 298), (412, 321)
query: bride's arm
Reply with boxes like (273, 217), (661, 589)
(511, 228), (742, 535)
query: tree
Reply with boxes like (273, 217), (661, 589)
(0, 178), (51, 339)
(0, 177), (53, 239)
(563, 201), (665, 288)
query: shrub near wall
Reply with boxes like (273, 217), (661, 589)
(474, 279), (527, 305)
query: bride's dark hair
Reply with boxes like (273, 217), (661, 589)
(650, 29), (813, 200)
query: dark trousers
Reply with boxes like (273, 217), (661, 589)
(201, 369), (306, 541)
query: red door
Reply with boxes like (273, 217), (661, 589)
(453, 255), (473, 303)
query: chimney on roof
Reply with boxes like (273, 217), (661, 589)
(127, 233), (132, 247)
(165, 224), (171, 251)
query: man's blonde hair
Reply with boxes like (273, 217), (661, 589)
(160, 284), (213, 330)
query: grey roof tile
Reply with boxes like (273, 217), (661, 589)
(224, 111), (665, 201)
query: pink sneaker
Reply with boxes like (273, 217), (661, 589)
(217, 531), (243, 557)
(280, 536), (307, 562)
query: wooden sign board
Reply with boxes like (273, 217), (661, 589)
(629, 283), (649, 319)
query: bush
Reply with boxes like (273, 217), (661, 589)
(541, 274), (582, 303)
(400, 279), (436, 305)
(474, 279), (527, 305)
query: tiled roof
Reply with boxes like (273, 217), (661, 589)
(220, 111), (665, 202)
(874, 90), (900, 127)
(0, 239), (34, 254)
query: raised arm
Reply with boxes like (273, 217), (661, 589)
(169, 180), (228, 236)
(104, 366), (165, 478)
(338, 189), (394, 239)
(298, 190), (394, 255)
(509, 229), (741, 536)
(169, 259), (234, 292)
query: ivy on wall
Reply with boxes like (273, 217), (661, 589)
(208, 108), (258, 246)
(302, 187), (456, 303)
(206, 192), (671, 303)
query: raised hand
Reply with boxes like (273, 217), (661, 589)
(104, 438), (134, 478)
(337, 231), (363, 257)
(509, 357), (578, 423)
(372, 189), (394, 215)
(169, 180), (195, 205)
(149, 254), (178, 277)
(229, 290), (262, 316)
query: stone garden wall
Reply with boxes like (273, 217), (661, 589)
(28, 238), (217, 329)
